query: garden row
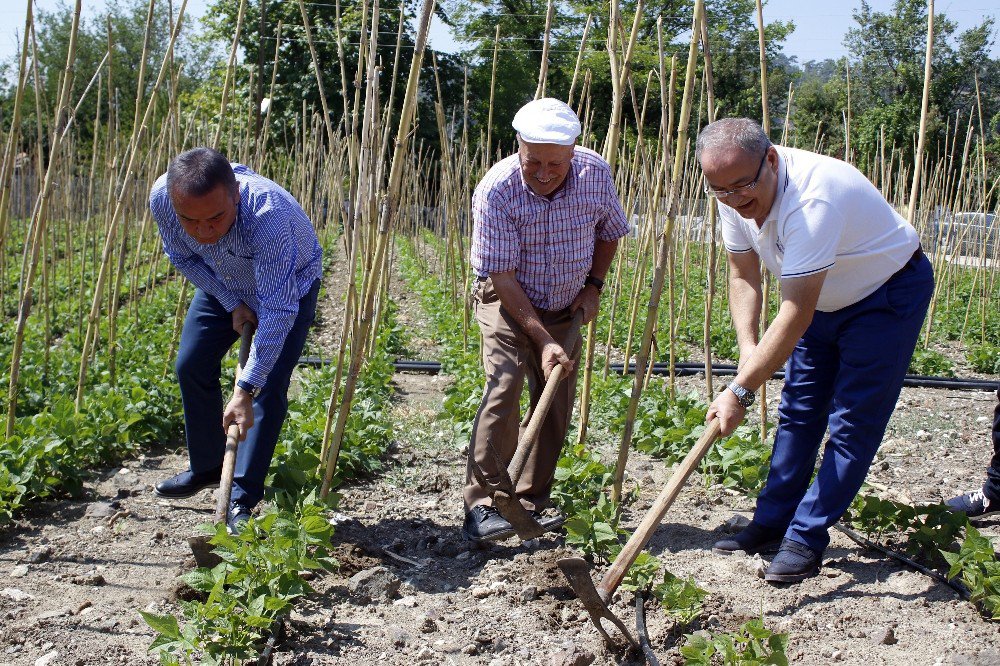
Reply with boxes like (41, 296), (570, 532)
(397, 234), (792, 662)
(399, 232), (999, 635)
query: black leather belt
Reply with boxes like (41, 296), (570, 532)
(890, 246), (924, 280)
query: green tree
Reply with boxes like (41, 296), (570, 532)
(441, 0), (794, 155)
(785, 58), (848, 155)
(202, 0), (465, 152)
(844, 0), (995, 170)
(0, 0), (213, 158)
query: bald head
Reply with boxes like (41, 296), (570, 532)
(696, 118), (771, 163)
(697, 118), (779, 225)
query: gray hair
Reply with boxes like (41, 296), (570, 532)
(696, 118), (771, 161)
(167, 147), (237, 198)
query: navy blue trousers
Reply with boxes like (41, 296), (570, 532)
(175, 280), (320, 508)
(754, 253), (934, 553)
(986, 390), (1000, 500)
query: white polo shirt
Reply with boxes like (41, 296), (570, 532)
(719, 146), (920, 312)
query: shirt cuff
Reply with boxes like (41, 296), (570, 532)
(215, 291), (242, 312)
(479, 261), (517, 275)
(240, 362), (268, 389)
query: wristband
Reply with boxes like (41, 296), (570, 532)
(584, 274), (605, 292)
(237, 379), (261, 398)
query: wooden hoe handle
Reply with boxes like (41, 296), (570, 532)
(598, 418), (723, 598)
(214, 323), (254, 525)
(508, 309), (585, 483)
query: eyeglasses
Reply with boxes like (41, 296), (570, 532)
(703, 152), (768, 199)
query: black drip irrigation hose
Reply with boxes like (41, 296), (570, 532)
(255, 617), (286, 666)
(635, 589), (661, 666)
(297, 356), (999, 392)
(832, 524), (970, 600)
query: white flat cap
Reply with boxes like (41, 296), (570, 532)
(512, 98), (581, 146)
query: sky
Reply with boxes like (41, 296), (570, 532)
(0, 0), (996, 69)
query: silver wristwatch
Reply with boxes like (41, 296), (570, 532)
(727, 381), (755, 408)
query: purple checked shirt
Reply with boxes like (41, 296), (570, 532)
(470, 146), (630, 310)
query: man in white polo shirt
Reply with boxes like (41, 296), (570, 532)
(699, 118), (933, 583)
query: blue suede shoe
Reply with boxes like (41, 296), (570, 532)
(764, 538), (822, 583)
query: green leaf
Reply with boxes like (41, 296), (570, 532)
(138, 610), (181, 639)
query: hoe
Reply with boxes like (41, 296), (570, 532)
(472, 310), (584, 540)
(188, 322), (254, 568)
(558, 419), (722, 648)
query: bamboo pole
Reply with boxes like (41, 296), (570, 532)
(698, 1), (719, 402)
(7, 0), (84, 436)
(567, 15), (592, 108)
(755, 0), (771, 445)
(0, 0), (34, 267)
(320, 0), (436, 499)
(297, 0), (336, 146)
(535, 0), (555, 100)
(75, 0), (191, 409)
(909, 0), (934, 227)
(914, 0), (937, 344)
(612, 0), (703, 504)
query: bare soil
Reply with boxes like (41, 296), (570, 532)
(1, 251), (998, 665)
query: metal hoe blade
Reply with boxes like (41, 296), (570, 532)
(187, 533), (222, 569)
(470, 437), (548, 539)
(557, 556), (639, 649)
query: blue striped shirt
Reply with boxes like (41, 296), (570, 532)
(149, 164), (323, 388)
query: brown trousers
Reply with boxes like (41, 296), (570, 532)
(463, 278), (583, 511)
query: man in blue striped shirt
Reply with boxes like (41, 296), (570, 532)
(149, 147), (322, 531)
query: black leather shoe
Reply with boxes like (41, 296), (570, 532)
(764, 538), (822, 583)
(462, 505), (515, 542)
(712, 520), (784, 556)
(153, 467), (222, 499)
(227, 501), (253, 534)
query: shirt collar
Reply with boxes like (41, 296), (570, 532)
(761, 148), (788, 228)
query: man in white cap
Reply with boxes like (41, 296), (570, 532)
(462, 98), (631, 542)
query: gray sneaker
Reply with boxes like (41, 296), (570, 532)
(946, 487), (999, 520)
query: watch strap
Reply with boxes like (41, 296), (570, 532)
(727, 381), (755, 408)
(237, 379), (260, 398)
(584, 274), (605, 292)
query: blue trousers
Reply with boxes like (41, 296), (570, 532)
(175, 280), (320, 507)
(754, 253), (934, 553)
(986, 390), (1000, 500)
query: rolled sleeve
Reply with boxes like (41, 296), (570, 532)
(596, 177), (631, 242)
